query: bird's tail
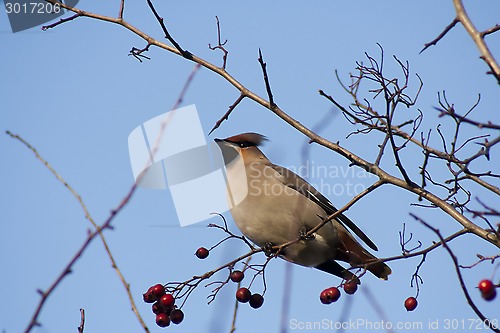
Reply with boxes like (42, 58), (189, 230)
(315, 261), (361, 283)
(336, 226), (392, 280)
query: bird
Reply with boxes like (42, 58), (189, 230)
(214, 132), (391, 282)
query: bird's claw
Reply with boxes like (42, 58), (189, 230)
(299, 226), (315, 240)
(263, 243), (276, 257)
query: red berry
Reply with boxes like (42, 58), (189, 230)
(249, 293), (264, 308)
(478, 279), (495, 294)
(236, 287), (251, 303)
(156, 313), (170, 327)
(404, 297), (418, 311)
(151, 284), (165, 298)
(478, 279), (497, 301)
(143, 287), (156, 303)
(320, 287), (341, 304)
(196, 247), (209, 259)
(482, 288), (497, 301)
(170, 309), (184, 324)
(159, 294), (175, 308)
(152, 302), (162, 314)
(343, 281), (358, 295)
(230, 270), (245, 283)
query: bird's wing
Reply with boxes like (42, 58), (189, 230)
(270, 164), (378, 251)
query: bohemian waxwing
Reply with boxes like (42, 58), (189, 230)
(215, 133), (391, 282)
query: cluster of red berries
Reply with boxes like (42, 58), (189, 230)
(143, 284), (184, 328)
(236, 287), (264, 308)
(195, 248), (265, 309)
(478, 279), (497, 301)
(228, 269), (264, 308)
(320, 281), (419, 312)
(319, 281), (358, 305)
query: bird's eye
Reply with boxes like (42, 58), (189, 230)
(239, 142), (249, 148)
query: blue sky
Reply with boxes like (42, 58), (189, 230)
(1, 1), (499, 332)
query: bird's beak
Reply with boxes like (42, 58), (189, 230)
(214, 138), (240, 165)
(214, 137), (238, 148)
(214, 138), (227, 148)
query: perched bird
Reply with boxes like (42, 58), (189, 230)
(215, 133), (391, 282)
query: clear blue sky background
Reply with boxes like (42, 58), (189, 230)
(1, 1), (499, 332)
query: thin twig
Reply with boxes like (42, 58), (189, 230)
(482, 24), (500, 38)
(118, 0), (125, 19)
(258, 49), (276, 109)
(420, 18), (459, 54)
(129, 44), (152, 62)
(208, 93), (245, 135)
(42, 12), (82, 30)
(410, 254), (426, 298)
(208, 16), (229, 70)
(145, 0), (191, 58)
(77, 309), (85, 333)
(460, 254), (500, 269)
(229, 256), (252, 333)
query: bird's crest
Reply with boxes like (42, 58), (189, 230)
(224, 133), (267, 147)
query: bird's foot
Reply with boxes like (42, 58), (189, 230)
(299, 226), (315, 241)
(263, 242), (277, 257)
